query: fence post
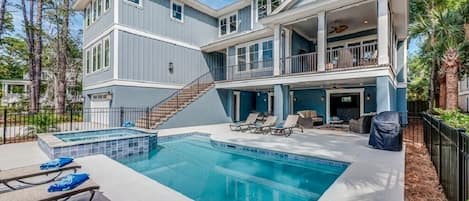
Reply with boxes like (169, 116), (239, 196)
(458, 129), (465, 201)
(119, 107), (124, 127)
(69, 107), (73, 131)
(2, 109), (6, 144)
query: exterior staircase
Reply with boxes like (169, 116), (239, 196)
(136, 72), (214, 129)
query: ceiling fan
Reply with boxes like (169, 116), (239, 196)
(329, 22), (348, 34)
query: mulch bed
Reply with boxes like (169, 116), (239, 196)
(405, 142), (447, 201)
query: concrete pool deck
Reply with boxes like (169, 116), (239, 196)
(0, 123), (404, 201)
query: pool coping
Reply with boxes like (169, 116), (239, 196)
(37, 127), (157, 148)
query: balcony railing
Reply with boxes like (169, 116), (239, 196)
(281, 52), (318, 75)
(213, 43), (379, 81)
(326, 42), (378, 70)
(212, 60), (274, 82)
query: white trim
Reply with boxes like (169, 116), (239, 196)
(83, 79), (184, 90)
(170, 0), (184, 23)
(459, 91), (469, 96)
(397, 82), (406, 88)
(84, 25), (201, 51)
(215, 66), (394, 89)
(84, 26), (114, 48)
(233, 91), (241, 121)
(113, 0), (118, 24)
(234, 37), (274, 72)
(325, 88), (364, 124)
(113, 30), (119, 79)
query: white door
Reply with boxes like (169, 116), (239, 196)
(90, 95), (110, 127)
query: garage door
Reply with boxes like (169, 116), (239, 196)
(90, 94), (111, 126)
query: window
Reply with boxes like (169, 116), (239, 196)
(171, 1), (184, 22)
(219, 18), (227, 35)
(85, 6), (90, 27)
(104, 38), (110, 68)
(97, 43), (102, 70)
(93, 0), (97, 21)
(92, 46), (97, 72)
(229, 15), (237, 33)
(249, 44), (259, 69)
(125, 0), (141, 6)
(237, 47), (246, 71)
(271, 0), (282, 11)
(257, 0), (267, 20)
(262, 41), (273, 68)
(104, 0), (110, 11)
(219, 13), (237, 36)
(97, 0), (102, 17)
(86, 50), (91, 74)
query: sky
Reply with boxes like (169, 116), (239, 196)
(198, 0), (238, 10)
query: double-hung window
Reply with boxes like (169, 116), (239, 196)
(97, 0), (102, 17)
(262, 41), (273, 68)
(237, 47), (247, 71)
(92, 46), (97, 72)
(93, 0), (97, 21)
(104, 38), (110, 68)
(171, 1), (184, 22)
(219, 13), (237, 36)
(85, 6), (91, 27)
(104, 0), (110, 11)
(97, 43), (103, 70)
(257, 0), (284, 20)
(86, 50), (91, 74)
(249, 44), (259, 69)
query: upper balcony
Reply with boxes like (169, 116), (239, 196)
(212, 1), (392, 84)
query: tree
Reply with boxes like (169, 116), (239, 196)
(20, 0), (43, 112)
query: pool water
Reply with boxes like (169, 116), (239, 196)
(118, 135), (347, 201)
(55, 129), (145, 142)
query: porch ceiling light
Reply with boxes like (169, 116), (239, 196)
(363, 20), (369, 24)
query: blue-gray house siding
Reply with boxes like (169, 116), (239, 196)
(119, 0), (218, 46)
(83, 31), (115, 87)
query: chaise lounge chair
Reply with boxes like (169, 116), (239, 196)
(270, 115), (301, 137)
(0, 162), (81, 190)
(0, 178), (99, 201)
(229, 113), (259, 131)
(248, 116), (278, 134)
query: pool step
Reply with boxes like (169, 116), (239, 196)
(135, 81), (214, 129)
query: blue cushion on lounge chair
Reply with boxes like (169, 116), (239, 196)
(122, 121), (135, 128)
(40, 157), (74, 170)
(48, 173), (89, 192)
(275, 123), (284, 128)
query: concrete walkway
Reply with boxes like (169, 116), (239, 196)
(0, 123), (404, 201)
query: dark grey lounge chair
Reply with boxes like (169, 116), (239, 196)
(229, 113), (259, 131)
(270, 115), (302, 137)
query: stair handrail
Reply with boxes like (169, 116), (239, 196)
(150, 71), (214, 112)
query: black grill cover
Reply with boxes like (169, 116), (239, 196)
(368, 111), (402, 151)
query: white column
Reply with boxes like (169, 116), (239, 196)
(317, 11), (327, 71)
(284, 28), (292, 74)
(378, 0), (390, 65)
(273, 24), (282, 76)
(2, 84), (7, 95)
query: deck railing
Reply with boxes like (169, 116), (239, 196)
(281, 52), (318, 75)
(212, 60), (274, 82)
(326, 42), (378, 70)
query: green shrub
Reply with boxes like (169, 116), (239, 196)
(432, 108), (469, 131)
(27, 113), (59, 133)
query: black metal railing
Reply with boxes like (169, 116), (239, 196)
(422, 113), (468, 201)
(0, 107), (150, 145)
(212, 60), (274, 81)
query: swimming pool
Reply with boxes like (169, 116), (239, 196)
(118, 135), (348, 201)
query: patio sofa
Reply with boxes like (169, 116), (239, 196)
(349, 114), (375, 134)
(297, 110), (323, 128)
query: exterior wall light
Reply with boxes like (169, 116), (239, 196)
(169, 62), (174, 74)
(320, 96), (325, 101)
(366, 94), (371, 101)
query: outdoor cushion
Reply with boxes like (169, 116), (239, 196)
(40, 157), (74, 170)
(48, 173), (89, 192)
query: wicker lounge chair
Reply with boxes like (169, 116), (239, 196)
(270, 115), (301, 136)
(229, 113), (259, 131)
(248, 116), (278, 134)
(0, 179), (99, 201)
(0, 162), (81, 190)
